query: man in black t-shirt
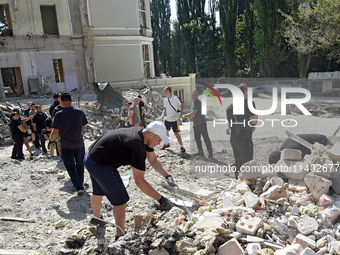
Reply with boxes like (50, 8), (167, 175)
(9, 112), (27, 159)
(33, 105), (48, 153)
(184, 91), (213, 158)
(49, 93), (60, 116)
(84, 121), (173, 239)
(50, 93), (88, 195)
(138, 95), (146, 127)
(227, 84), (258, 178)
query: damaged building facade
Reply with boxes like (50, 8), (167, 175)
(0, 0), (155, 99)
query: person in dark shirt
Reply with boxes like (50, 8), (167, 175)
(226, 83), (258, 178)
(84, 121), (173, 239)
(49, 93), (60, 116)
(138, 95), (146, 127)
(268, 134), (330, 164)
(45, 116), (58, 157)
(50, 93), (88, 195)
(33, 105), (48, 154)
(184, 91), (213, 158)
(9, 112), (27, 160)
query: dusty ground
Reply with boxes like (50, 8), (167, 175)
(0, 91), (339, 254)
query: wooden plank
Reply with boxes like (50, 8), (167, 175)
(0, 249), (39, 255)
(0, 217), (36, 223)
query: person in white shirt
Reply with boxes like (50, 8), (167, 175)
(161, 86), (185, 153)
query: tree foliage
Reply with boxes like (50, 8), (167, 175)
(151, 0), (172, 76)
(282, 0), (340, 77)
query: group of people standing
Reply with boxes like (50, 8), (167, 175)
(120, 96), (146, 128)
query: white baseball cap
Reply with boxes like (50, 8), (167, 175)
(146, 121), (171, 143)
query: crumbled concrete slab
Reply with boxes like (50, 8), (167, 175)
(233, 182), (252, 194)
(244, 192), (259, 208)
(270, 176), (284, 187)
(293, 234), (316, 249)
(218, 238), (245, 255)
(316, 194), (335, 207)
(297, 215), (319, 236)
(223, 196), (235, 208)
(275, 160), (308, 180)
(327, 141), (340, 161)
(304, 173), (332, 199)
(290, 191), (311, 206)
(196, 217), (224, 231)
(301, 247), (316, 255)
(280, 149), (302, 161)
(288, 179), (307, 192)
(246, 243), (261, 255)
(260, 185), (288, 200)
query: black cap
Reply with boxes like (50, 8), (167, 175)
(36, 105), (41, 108)
(138, 95), (142, 98)
(268, 151), (281, 164)
(61, 92), (72, 101)
(10, 112), (19, 118)
(127, 101), (133, 105)
(53, 93), (59, 99)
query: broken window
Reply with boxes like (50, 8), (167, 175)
(53, 59), (64, 83)
(142, 45), (150, 78)
(0, 4), (13, 36)
(139, 0), (147, 28)
(40, 5), (59, 36)
(1, 67), (23, 94)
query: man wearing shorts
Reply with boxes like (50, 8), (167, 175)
(84, 121), (174, 239)
(161, 86), (185, 153)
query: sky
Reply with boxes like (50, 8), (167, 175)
(169, 0), (219, 24)
(170, 0), (177, 21)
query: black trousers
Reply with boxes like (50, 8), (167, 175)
(12, 135), (24, 159)
(231, 138), (253, 178)
(140, 114), (146, 128)
(37, 131), (47, 153)
(193, 123), (213, 155)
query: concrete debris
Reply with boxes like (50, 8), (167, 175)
(280, 149), (302, 161)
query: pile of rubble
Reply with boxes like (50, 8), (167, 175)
(56, 142), (340, 255)
(0, 101), (24, 144)
(289, 101), (340, 118)
(82, 88), (164, 139)
(0, 88), (165, 143)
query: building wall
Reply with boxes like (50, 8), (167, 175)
(0, 0), (87, 97)
(88, 0), (155, 83)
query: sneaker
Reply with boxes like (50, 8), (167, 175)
(180, 147), (186, 153)
(193, 151), (204, 157)
(160, 144), (170, 150)
(208, 153), (214, 159)
(29, 154), (34, 160)
(77, 189), (85, 196)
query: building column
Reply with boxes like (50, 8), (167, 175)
(189, 73), (196, 104)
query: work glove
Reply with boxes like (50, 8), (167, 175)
(41, 129), (46, 136)
(165, 175), (177, 187)
(158, 196), (173, 211)
(48, 140), (56, 150)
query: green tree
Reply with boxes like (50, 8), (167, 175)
(219, 0), (238, 77)
(253, 0), (297, 77)
(282, 0), (340, 77)
(151, 0), (172, 76)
